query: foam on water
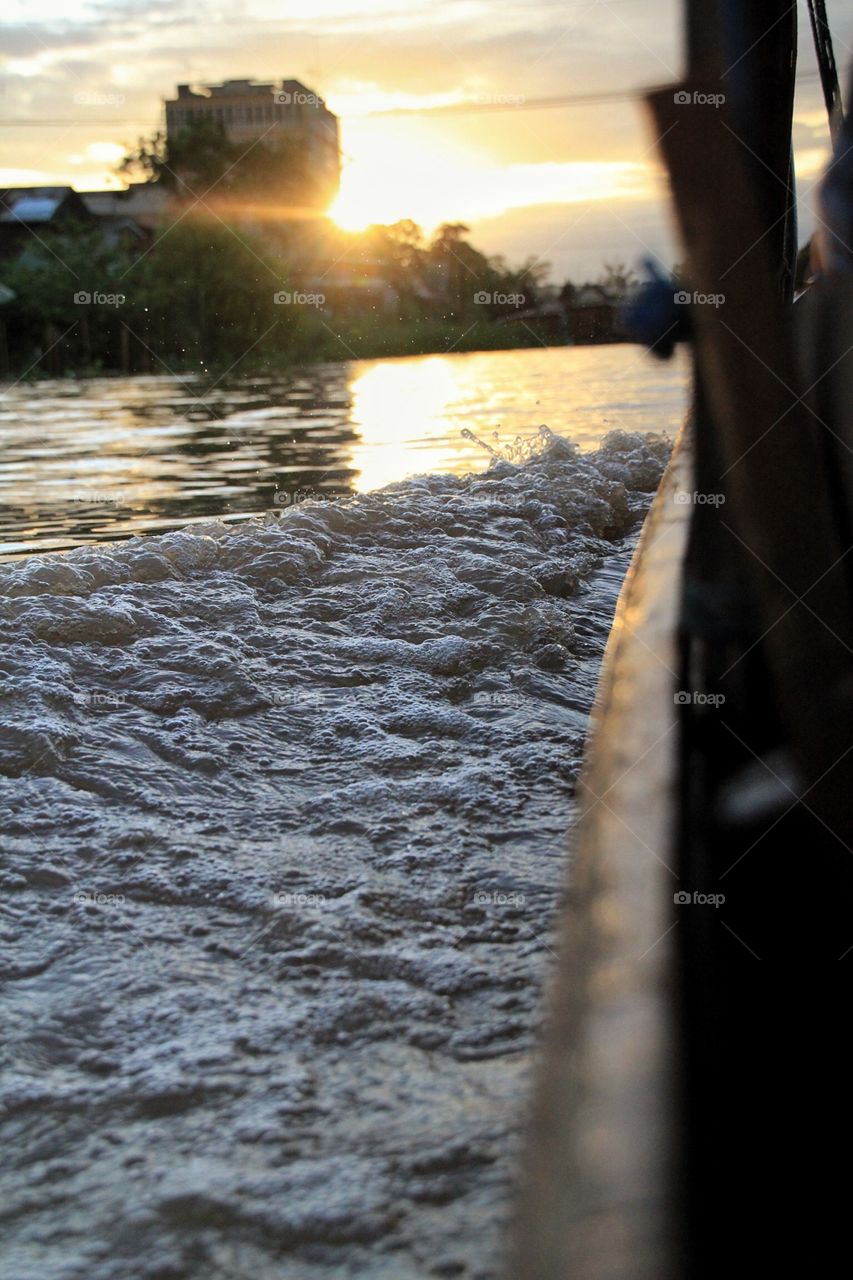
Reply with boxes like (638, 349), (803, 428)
(0, 429), (670, 1280)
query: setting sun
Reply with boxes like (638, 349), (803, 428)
(328, 110), (654, 233)
(328, 117), (485, 231)
(4, 0), (853, 1275)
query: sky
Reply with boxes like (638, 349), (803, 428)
(2, 0), (852, 281)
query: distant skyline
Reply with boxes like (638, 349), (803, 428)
(2, 0), (851, 280)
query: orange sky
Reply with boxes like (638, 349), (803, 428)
(0, 0), (848, 279)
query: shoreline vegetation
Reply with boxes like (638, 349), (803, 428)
(0, 120), (639, 380)
(0, 217), (557, 380)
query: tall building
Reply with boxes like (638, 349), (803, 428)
(164, 79), (340, 205)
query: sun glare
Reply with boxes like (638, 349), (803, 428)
(329, 120), (482, 233)
(329, 116), (651, 233)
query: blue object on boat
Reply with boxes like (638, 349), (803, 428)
(620, 258), (690, 359)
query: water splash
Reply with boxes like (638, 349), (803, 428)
(0, 430), (671, 1280)
(461, 423), (559, 465)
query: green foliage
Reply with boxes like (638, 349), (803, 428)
(117, 130), (170, 186)
(4, 223), (127, 322)
(335, 219), (549, 321)
(3, 223), (137, 370)
(2, 213), (308, 375)
(1, 200), (566, 377)
(131, 216), (307, 368)
(118, 120), (331, 207)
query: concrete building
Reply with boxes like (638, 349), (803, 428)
(164, 79), (340, 204)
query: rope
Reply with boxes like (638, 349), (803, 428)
(807, 0), (844, 144)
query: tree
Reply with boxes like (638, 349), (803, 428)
(118, 120), (332, 208)
(424, 224), (547, 318)
(2, 223), (138, 370)
(2, 213), (311, 372)
(132, 213), (308, 366)
(117, 129), (171, 186)
(597, 260), (638, 297)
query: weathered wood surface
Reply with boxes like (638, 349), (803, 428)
(509, 426), (692, 1280)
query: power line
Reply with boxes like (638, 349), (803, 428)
(369, 70), (822, 116)
(0, 70), (824, 126)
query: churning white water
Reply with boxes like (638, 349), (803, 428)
(0, 428), (670, 1279)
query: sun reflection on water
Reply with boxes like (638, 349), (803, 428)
(0, 347), (688, 558)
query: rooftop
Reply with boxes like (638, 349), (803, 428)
(0, 187), (80, 223)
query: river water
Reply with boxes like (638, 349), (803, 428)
(0, 346), (686, 560)
(0, 345), (685, 1279)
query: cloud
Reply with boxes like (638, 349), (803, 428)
(2, 0), (851, 279)
(468, 194), (676, 282)
(0, 23), (105, 58)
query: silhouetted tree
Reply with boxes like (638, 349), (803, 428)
(118, 120), (331, 208)
(597, 260), (638, 296)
